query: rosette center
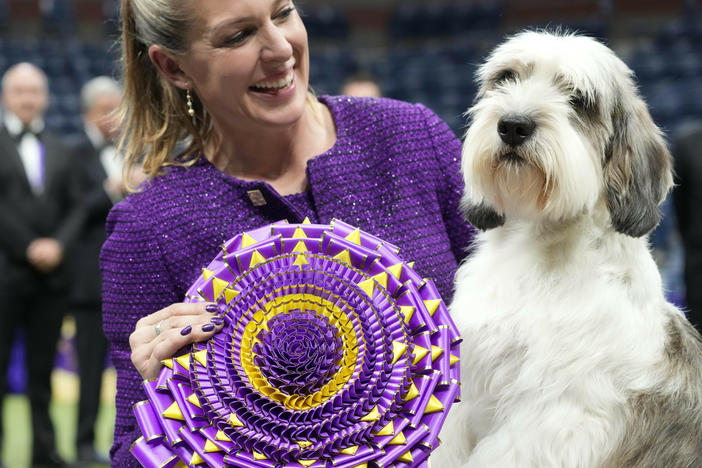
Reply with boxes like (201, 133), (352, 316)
(254, 311), (342, 395)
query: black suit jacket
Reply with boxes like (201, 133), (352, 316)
(672, 122), (702, 321)
(673, 124), (702, 253)
(0, 126), (85, 291)
(67, 134), (116, 306)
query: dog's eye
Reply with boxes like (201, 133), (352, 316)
(569, 91), (588, 110)
(495, 70), (517, 85)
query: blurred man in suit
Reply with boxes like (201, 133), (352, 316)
(673, 122), (702, 331)
(0, 62), (83, 468)
(69, 76), (123, 466)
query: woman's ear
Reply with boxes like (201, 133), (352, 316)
(148, 45), (190, 90)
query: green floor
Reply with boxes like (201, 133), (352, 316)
(2, 318), (115, 468)
(1, 395), (114, 468)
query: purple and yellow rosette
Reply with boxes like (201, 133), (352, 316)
(131, 219), (461, 468)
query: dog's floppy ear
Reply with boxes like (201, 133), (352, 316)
(604, 92), (673, 238)
(460, 196), (505, 230)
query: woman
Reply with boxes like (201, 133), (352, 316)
(103, 0), (474, 465)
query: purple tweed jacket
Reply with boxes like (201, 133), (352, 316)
(101, 95), (475, 466)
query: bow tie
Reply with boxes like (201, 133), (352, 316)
(12, 126), (39, 143)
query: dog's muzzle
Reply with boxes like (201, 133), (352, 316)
(498, 114), (535, 147)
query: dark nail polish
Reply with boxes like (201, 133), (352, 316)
(201, 323), (215, 332)
(205, 304), (218, 313)
(210, 317), (224, 325)
(180, 325), (192, 336)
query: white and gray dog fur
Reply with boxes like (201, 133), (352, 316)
(433, 31), (702, 467)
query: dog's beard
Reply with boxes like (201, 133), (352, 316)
(462, 102), (603, 223)
(489, 152), (554, 217)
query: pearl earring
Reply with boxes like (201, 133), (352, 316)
(186, 89), (196, 121)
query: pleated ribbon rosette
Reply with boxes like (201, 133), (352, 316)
(131, 219), (461, 468)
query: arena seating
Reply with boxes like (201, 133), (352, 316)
(0, 2), (698, 152)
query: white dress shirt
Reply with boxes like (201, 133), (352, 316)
(84, 122), (124, 203)
(84, 122), (123, 181)
(4, 111), (45, 195)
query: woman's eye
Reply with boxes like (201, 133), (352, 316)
(275, 6), (295, 20)
(220, 5), (294, 47)
(223, 29), (254, 46)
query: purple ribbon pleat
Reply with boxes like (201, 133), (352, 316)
(131, 437), (183, 468)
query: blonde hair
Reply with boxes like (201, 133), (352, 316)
(118, 0), (211, 183)
(118, 0), (318, 185)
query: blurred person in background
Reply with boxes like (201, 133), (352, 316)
(672, 121), (702, 331)
(0, 62), (83, 468)
(101, 0), (473, 465)
(68, 76), (125, 467)
(340, 72), (382, 98)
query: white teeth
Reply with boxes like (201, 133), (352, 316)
(253, 72), (293, 90)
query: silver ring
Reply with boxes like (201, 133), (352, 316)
(154, 320), (163, 336)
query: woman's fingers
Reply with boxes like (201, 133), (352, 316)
(129, 301), (224, 379)
(131, 303), (219, 345)
(149, 319), (224, 366)
(136, 302), (219, 328)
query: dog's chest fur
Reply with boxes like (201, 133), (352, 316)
(450, 218), (671, 441)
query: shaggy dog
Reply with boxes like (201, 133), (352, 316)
(433, 31), (702, 467)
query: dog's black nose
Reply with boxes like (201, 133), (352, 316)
(497, 114), (535, 147)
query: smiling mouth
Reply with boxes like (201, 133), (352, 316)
(249, 71), (294, 95)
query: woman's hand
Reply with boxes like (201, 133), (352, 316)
(129, 302), (224, 379)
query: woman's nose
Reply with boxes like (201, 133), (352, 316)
(260, 24), (293, 62)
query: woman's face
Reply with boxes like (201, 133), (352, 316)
(178, 0), (309, 134)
